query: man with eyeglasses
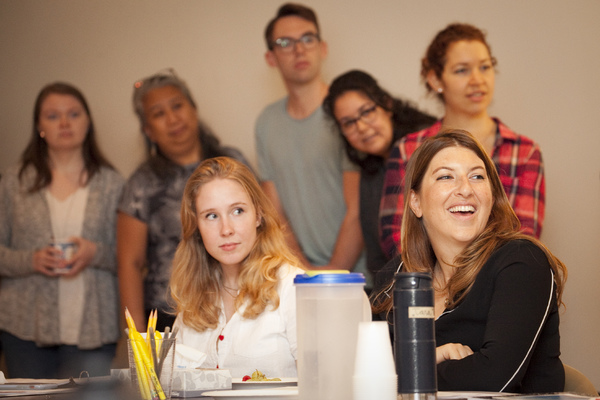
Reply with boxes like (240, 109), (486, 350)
(255, 3), (367, 277)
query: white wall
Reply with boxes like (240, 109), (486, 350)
(1, 0), (599, 386)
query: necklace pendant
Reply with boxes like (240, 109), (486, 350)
(223, 285), (240, 297)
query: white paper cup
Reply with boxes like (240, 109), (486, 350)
(353, 321), (397, 400)
(354, 376), (397, 400)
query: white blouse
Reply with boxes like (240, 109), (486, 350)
(174, 264), (303, 378)
(45, 186), (89, 345)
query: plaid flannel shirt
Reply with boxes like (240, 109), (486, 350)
(379, 119), (545, 257)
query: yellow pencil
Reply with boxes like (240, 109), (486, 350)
(126, 308), (155, 400)
(146, 310), (153, 351)
(154, 320), (162, 355)
(127, 331), (151, 397)
(133, 338), (160, 400)
(131, 327), (166, 400)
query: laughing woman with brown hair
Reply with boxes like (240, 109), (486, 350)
(373, 130), (566, 393)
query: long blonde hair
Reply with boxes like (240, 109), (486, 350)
(169, 157), (300, 331)
(373, 130), (566, 313)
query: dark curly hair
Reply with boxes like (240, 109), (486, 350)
(323, 70), (436, 173)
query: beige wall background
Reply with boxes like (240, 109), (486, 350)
(1, 0), (599, 386)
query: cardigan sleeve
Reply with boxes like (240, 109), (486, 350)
(84, 168), (124, 273)
(0, 167), (37, 277)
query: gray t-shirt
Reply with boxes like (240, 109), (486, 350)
(255, 98), (367, 275)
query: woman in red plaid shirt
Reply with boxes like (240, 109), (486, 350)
(379, 23), (544, 258)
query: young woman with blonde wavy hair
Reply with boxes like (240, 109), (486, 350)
(170, 157), (303, 378)
(373, 130), (566, 393)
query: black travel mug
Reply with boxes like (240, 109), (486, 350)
(393, 272), (437, 400)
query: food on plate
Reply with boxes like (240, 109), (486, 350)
(242, 369), (282, 382)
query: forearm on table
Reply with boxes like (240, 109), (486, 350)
(438, 260), (554, 390)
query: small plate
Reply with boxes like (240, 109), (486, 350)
(231, 378), (297, 390)
(202, 386), (298, 399)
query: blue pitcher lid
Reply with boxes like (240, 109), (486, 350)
(294, 270), (365, 284)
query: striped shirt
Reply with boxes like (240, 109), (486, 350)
(379, 118), (545, 257)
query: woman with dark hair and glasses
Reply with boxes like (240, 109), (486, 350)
(323, 70), (435, 278)
(0, 82), (123, 378)
(118, 70), (251, 330)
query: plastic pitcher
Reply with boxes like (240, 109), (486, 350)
(294, 271), (369, 400)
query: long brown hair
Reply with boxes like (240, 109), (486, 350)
(322, 69), (436, 173)
(373, 130), (566, 313)
(19, 82), (113, 192)
(169, 157), (301, 332)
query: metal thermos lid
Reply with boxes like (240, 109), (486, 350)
(394, 272), (432, 289)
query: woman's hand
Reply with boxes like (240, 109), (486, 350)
(33, 246), (62, 276)
(62, 236), (97, 276)
(436, 343), (474, 364)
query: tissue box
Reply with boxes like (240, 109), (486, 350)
(110, 368), (131, 383)
(111, 368), (232, 398)
(171, 368), (232, 397)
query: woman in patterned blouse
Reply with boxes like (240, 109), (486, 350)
(117, 70), (251, 331)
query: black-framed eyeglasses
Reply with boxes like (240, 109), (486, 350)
(271, 33), (320, 52)
(339, 104), (378, 134)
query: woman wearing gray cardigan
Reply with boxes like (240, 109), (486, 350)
(0, 82), (124, 378)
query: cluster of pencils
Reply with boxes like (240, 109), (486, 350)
(125, 308), (177, 400)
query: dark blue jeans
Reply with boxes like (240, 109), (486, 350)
(0, 331), (116, 379)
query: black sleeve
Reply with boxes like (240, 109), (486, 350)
(437, 242), (556, 392)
